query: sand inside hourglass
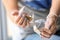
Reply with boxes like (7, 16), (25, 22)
(25, 15), (32, 21)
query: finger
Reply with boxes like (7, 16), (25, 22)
(40, 31), (51, 38)
(39, 27), (51, 38)
(50, 24), (57, 34)
(43, 28), (52, 35)
(44, 24), (57, 36)
(15, 16), (21, 23)
(12, 10), (18, 16)
(16, 9), (24, 22)
(40, 27), (52, 35)
(27, 20), (30, 26)
(18, 14), (25, 25)
(15, 11), (25, 24)
(15, 11), (25, 23)
(22, 18), (27, 28)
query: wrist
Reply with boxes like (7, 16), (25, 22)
(47, 13), (58, 20)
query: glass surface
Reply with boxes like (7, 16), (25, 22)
(33, 19), (50, 40)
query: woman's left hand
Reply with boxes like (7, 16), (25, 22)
(40, 15), (57, 38)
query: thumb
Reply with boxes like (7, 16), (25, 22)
(12, 10), (19, 16)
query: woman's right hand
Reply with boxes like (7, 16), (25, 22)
(9, 7), (31, 28)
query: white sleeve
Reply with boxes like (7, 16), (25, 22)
(7, 17), (26, 40)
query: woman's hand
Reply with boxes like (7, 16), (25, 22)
(40, 14), (57, 38)
(9, 7), (31, 28)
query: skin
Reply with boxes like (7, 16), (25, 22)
(2, 0), (30, 28)
(2, 0), (60, 38)
(42, 0), (60, 38)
